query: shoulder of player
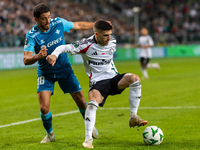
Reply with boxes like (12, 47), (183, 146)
(79, 35), (96, 45)
(140, 35), (151, 39)
(110, 35), (116, 40)
(109, 35), (116, 44)
(71, 36), (93, 49)
(146, 35), (153, 38)
(50, 17), (61, 22)
(49, 17), (64, 27)
(26, 26), (40, 38)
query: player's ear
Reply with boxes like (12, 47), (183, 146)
(34, 17), (38, 22)
(95, 32), (98, 37)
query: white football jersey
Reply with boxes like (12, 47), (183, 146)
(138, 35), (154, 58)
(52, 35), (118, 84)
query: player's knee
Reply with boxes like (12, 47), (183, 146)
(40, 105), (49, 115)
(71, 91), (87, 109)
(141, 64), (147, 68)
(133, 74), (140, 82)
(88, 100), (99, 110)
(125, 73), (140, 84)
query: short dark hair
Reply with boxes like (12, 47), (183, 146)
(94, 20), (113, 32)
(33, 3), (50, 18)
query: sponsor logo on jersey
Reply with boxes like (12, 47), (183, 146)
(92, 51), (98, 55)
(88, 59), (111, 65)
(47, 36), (62, 48)
(55, 29), (60, 34)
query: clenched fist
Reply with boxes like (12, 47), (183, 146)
(38, 46), (48, 59)
(46, 55), (57, 66)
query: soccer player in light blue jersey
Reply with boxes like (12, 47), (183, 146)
(23, 3), (98, 143)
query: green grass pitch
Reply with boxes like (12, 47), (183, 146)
(0, 57), (200, 150)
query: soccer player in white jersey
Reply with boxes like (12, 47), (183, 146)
(133, 27), (160, 79)
(46, 20), (148, 148)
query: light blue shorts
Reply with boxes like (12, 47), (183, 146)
(37, 72), (82, 95)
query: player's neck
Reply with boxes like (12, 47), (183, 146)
(37, 25), (49, 32)
(94, 36), (99, 44)
(95, 36), (103, 46)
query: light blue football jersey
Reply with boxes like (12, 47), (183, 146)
(24, 17), (74, 75)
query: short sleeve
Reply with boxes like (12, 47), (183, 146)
(59, 17), (74, 33)
(24, 35), (35, 52)
(138, 37), (142, 45)
(148, 36), (154, 46)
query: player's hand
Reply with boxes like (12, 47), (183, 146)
(46, 55), (57, 66)
(141, 46), (148, 49)
(37, 46), (47, 59)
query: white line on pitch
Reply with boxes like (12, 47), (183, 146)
(0, 110), (79, 129)
(0, 106), (199, 129)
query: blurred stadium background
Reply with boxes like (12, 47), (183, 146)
(1, 0), (200, 70)
(1, 0), (200, 46)
(0, 1), (200, 149)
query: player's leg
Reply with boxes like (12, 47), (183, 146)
(140, 57), (149, 79)
(117, 73), (148, 127)
(147, 62), (160, 71)
(70, 90), (87, 118)
(38, 91), (55, 143)
(83, 89), (104, 148)
(58, 73), (87, 116)
(58, 73), (98, 139)
(70, 91), (99, 139)
(37, 75), (55, 143)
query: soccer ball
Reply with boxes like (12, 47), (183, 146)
(143, 126), (164, 145)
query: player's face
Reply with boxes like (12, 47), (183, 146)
(96, 30), (112, 46)
(36, 12), (51, 32)
(141, 28), (148, 36)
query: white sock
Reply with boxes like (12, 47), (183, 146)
(140, 67), (149, 78)
(85, 100), (98, 140)
(129, 81), (141, 116)
(147, 63), (158, 69)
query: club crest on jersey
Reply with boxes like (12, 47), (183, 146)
(55, 29), (60, 34)
(109, 47), (115, 55)
(72, 42), (79, 48)
(41, 40), (45, 44)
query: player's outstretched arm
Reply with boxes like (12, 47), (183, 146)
(72, 20), (113, 30)
(46, 44), (78, 66)
(141, 45), (154, 49)
(72, 22), (94, 30)
(132, 44), (140, 48)
(23, 47), (47, 65)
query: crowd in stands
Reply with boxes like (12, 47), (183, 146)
(0, 0), (200, 47)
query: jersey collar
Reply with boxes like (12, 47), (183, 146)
(93, 35), (98, 44)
